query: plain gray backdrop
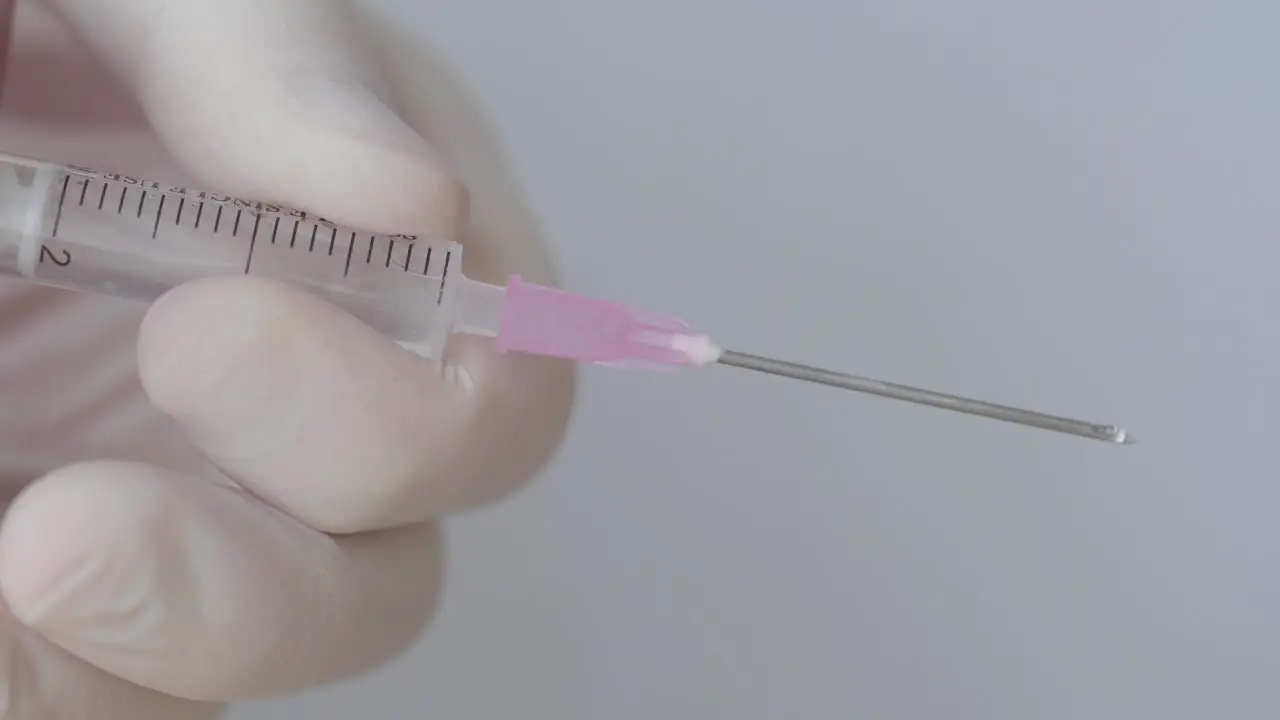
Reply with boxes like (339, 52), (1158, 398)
(236, 0), (1276, 718)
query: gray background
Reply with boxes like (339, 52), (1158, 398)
(236, 0), (1277, 718)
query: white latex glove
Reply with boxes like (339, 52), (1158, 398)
(0, 0), (575, 716)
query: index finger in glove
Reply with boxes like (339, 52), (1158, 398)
(40, 0), (467, 237)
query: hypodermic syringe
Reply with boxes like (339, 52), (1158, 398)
(0, 152), (1133, 444)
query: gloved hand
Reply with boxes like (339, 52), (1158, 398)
(0, 0), (574, 716)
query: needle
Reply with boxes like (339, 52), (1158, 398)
(715, 350), (1134, 445)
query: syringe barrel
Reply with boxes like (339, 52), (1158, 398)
(0, 153), (464, 357)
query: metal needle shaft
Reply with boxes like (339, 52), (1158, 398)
(716, 350), (1134, 445)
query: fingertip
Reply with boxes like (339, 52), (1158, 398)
(136, 277), (305, 436)
(135, 275), (472, 532)
(48, 0), (469, 237)
(146, 83), (471, 237)
(0, 461), (162, 630)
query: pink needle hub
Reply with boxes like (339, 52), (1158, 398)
(493, 275), (722, 370)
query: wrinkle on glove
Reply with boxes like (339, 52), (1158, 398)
(0, 0), (575, 715)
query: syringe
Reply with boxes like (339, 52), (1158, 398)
(0, 152), (1133, 445)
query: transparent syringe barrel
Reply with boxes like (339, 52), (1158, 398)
(0, 153), (461, 356)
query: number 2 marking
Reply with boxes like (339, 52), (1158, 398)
(39, 246), (71, 266)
